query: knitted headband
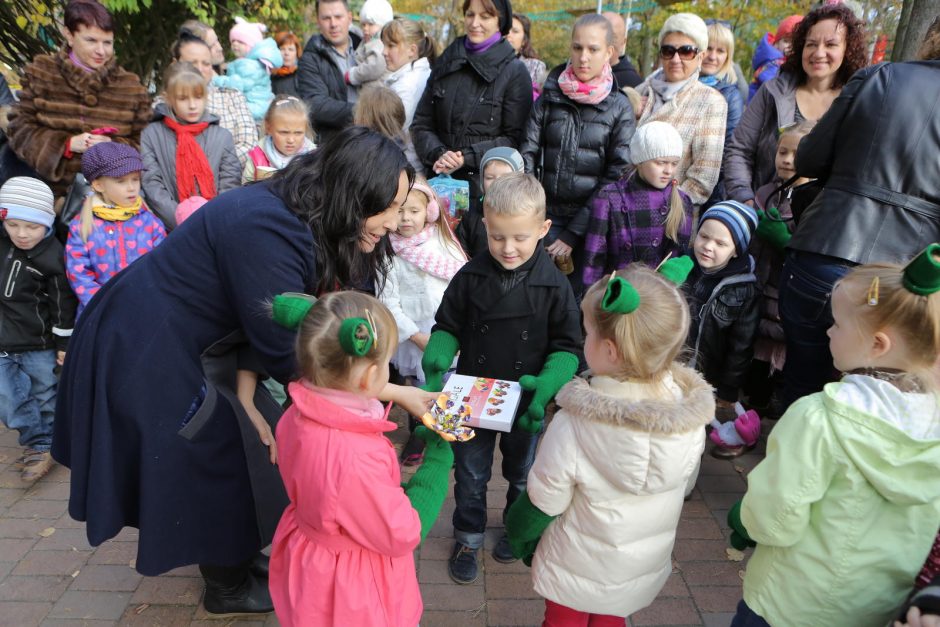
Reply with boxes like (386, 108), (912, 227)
(410, 183), (440, 223)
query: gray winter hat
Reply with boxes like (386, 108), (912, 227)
(0, 176), (55, 234)
(480, 147), (524, 174)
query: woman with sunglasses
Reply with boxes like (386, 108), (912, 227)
(634, 13), (727, 208)
(723, 4), (867, 207)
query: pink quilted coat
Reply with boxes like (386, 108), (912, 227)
(269, 382), (423, 627)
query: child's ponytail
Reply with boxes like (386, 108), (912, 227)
(419, 34), (438, 64)
(663, 179), (687, 244)
(79, 193), (99, 243)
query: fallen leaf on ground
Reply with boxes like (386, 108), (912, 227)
(38, 527), (56, 537)
(134, 604), (150, 615)
(733, 465), (745, 474)
(71, 570), (80, 578)
(726, 547), (745, 562)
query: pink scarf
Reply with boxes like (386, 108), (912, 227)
(389, 184), (467, 280)
(557, 62), (614, 105)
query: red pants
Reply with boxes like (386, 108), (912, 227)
(543, 599), (627, 627)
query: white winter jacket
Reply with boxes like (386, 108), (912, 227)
(528, 365), (714, 616)
(384, 57), (431, 130)
(378, 231), (465, 341)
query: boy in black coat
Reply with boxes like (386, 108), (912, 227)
(0, 177), (76, 483)
(422, 173), (582, 584)
(685, 201), (760, 424)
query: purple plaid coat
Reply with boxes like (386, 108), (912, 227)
(582, 173), (694, 288)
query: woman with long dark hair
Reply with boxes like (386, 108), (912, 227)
(506, 13), (547, 97)
(53, 126), (429, 616)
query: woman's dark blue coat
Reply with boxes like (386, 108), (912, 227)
(52, 183), (317, 576)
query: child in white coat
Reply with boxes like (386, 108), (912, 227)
(379, 177), (466, 463)
(506, 262), (714, 624)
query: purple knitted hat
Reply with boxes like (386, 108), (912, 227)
(81, 142), (145, 182)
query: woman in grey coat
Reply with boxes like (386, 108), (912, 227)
(141, 63), (241, 229)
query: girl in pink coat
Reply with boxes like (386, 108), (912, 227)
(269, 291), (453, 627)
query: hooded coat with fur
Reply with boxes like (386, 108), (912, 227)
(527, 365), (714, 616)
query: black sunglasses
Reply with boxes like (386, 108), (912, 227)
(660, 44), (699, 60)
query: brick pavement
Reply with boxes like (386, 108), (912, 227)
(0, 414), (772, 627)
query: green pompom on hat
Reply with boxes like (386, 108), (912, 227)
(272, 292), (318, 329)
(903, 244), (940, 296)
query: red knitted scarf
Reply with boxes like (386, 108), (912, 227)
(161, 116), (217, 201)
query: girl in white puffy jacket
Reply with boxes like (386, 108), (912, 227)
(379, 177), (467, 462)
(507, 263), (713, 624)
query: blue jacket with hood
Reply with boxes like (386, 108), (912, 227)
(749, 34), (784, 103)
(213, 38), (283, 121)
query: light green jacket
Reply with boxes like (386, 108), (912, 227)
(741, 375), (940, 627)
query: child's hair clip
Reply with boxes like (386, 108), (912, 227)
(656, 254), (694, 286)
(602, 272), (641, 314)
(902, 244), (940, 296)
(339, 312), (376, 357)
(275, 97), (300, 106)
(867, 276), (880, 306)
(272, 292), (318, 329)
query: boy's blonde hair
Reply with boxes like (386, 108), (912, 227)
(837, 259), (940, 385)
(482, 172), (546, 220)
(706, 23), (736, 83)
(583, 264), (690, 381)
(296, 291), (398, 389)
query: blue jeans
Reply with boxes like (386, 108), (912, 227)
(453, 423), (539, 549)
(779, 251), (852, 410)
(0, 350), (58, 452)
(730, 600), (771, 627)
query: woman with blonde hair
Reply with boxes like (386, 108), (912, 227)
(700, 21), (742, 146)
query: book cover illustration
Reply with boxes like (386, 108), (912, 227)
(421, 375), (522, 438)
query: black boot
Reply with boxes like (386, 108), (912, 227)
(200, 563), (273, 615)
(249, 552), (269, 579)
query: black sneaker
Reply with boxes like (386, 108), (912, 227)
(492, 533), (517, 563)
(448, 542), (479, 584)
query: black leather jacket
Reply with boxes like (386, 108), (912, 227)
(791, 61), (940, 265)
(519, 65), (634, 246)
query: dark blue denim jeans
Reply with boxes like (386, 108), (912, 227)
(730, 600), (772, 627)
(452, 423), (539, 549)
(0, 350), (58, 451)
(778, 251), (853, 410)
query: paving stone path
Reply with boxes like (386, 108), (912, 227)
(0, 413), (772, 627)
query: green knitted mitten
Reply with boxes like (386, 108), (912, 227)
(404, 427), (454, 542)
(505, 491), (556, 566)
(756, 208), (792, 252)
(517, 351), (579, 433)
(420, 330), (459, 392)
(728, 500), (757, 550)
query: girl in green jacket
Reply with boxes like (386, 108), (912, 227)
(729, 245), (940, 627)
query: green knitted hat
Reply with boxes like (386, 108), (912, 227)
(902, 244), (940, 296)
(272, 292), (318, 329)
(602, 275), (641, 314)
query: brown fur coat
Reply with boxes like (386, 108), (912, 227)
(7, 49), (151, 196)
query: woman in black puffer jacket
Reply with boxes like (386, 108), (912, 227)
(411, 0), (532, 199)
(519, 13), (634, 292)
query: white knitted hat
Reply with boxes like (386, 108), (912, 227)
(360, 0), (394, 26)
(0, 176), (55, 234)
(659, 13), (709, 53)
(630, 122), (684, 165)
